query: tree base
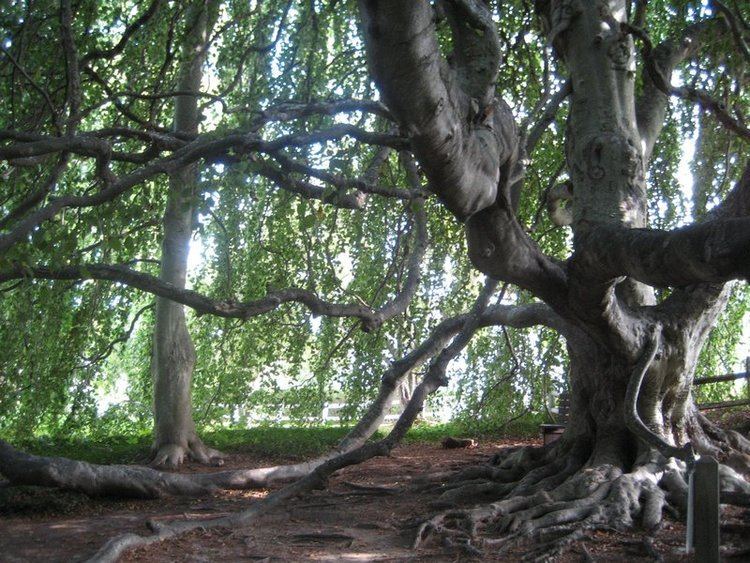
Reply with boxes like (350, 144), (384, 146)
(415, 427), (750, 562)
(151, 434), (225, 469)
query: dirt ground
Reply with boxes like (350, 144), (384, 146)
(1, 437), (749, 562)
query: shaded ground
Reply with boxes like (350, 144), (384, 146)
(1, 437), (749, 562)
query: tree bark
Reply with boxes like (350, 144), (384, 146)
(360, 1), (750, 555)
(151, 0), (221, 468)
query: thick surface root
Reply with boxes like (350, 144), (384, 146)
(0, 438), (328, 498)
(0, 438), (214, 498)
(150, 436), (225, 469)
(415, 436), (750, 562)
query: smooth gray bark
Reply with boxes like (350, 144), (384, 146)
(358, 0), (750, 549)
(151, 0), (220, 468)
(0, 300), (562, 498)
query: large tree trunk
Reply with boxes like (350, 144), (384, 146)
(361, 0), (750, 557)
(151, 0), (221, 468)
(550, 0), (748, 470)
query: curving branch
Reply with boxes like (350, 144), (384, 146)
(425, 277), (499, 384)
(0, 45), (60, 130)
(269, 151), (421, 200)
(0, 295), (568, 503)
(104, 88), (229, 113)
(77, 303), (155, 369)
(0, 126), (407, 253)
(0, 154), (69, 230)
(524, 80), (571, 156)
(0, 167), (426, 331)
(572, 163), (750, 298)
(0, 261), (403, 332)
(0, 98), (395, 164)
(253, 161), (367, 209)
(249, 99), (392, 128)
(634, 20), (715, 162)
(0, 439), (213, 498)
(712, 0), (750, 63)
(82, 65), (173, 133)
(571, 216), (750, 289)
(84, 353), (448, 562)
(373, 156), (429, 322)
(626, 21), (750, 142)
(81, 275), (573, 562)
(652, 162), (750, 322)
(359, 0), (568, 310)
(359, 0), (516, 219)
(624, 325), (695, 462)
(81, 0), (163, 65)
(441, 0), (502, 102)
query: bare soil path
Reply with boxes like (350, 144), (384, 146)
(1, 438), (748, 562)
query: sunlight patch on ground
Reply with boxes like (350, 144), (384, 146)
(312, 553), (394, 561)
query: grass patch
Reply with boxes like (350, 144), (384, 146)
(205, 425), (354, 459)
(401, 415), (542, 443)
(8, 415), (544, 466)
(16, 433), (152, 465)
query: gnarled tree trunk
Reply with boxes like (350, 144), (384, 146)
(360, 0), (750, 556)
(151, 0), (221, 468)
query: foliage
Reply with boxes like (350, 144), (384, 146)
(10, 418), (542, 467)
(0, 0), (748, 441)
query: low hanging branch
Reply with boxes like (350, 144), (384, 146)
(253, 161), (367, 210)
(0, 189), (426, 331)
(249, 98), (392, 127)
(0, 125), (408, 254)
(268, 151), (421, 200)
(85, 277), (503, 563)
(0, 282), (567, 563)
(0, 291), (566, 500)
(0, 440), (214, 498)
(624, 21), (750, 141)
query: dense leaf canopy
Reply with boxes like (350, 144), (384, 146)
(0, 0), (747, 440)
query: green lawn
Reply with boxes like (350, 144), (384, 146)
(13, 417), (542, 466)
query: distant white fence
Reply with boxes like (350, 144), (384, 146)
(233, 401), (436, 426)
(321, 402), (405, 424)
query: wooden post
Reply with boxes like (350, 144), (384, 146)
(686, 469), (694, 552)
(688, 456), (720, 563)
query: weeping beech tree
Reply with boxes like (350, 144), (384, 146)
(1, 0), (750, 560)
(150, 0), (223, 468)
(359, 0), (750, 547)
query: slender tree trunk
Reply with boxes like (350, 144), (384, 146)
(151, 0), (221, 468)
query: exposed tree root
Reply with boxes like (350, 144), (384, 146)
(85, 360), (449, 561)
(150, 435), (226, 469)
(413, 431), (750, 563)
(2, 281), (550, 501)
(413, 350), (750, 563)
(0, 439), (214, 498)
(81, 278), (501, 561)
(410, 325), (750, 560)
(0, 317), (430, 498)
